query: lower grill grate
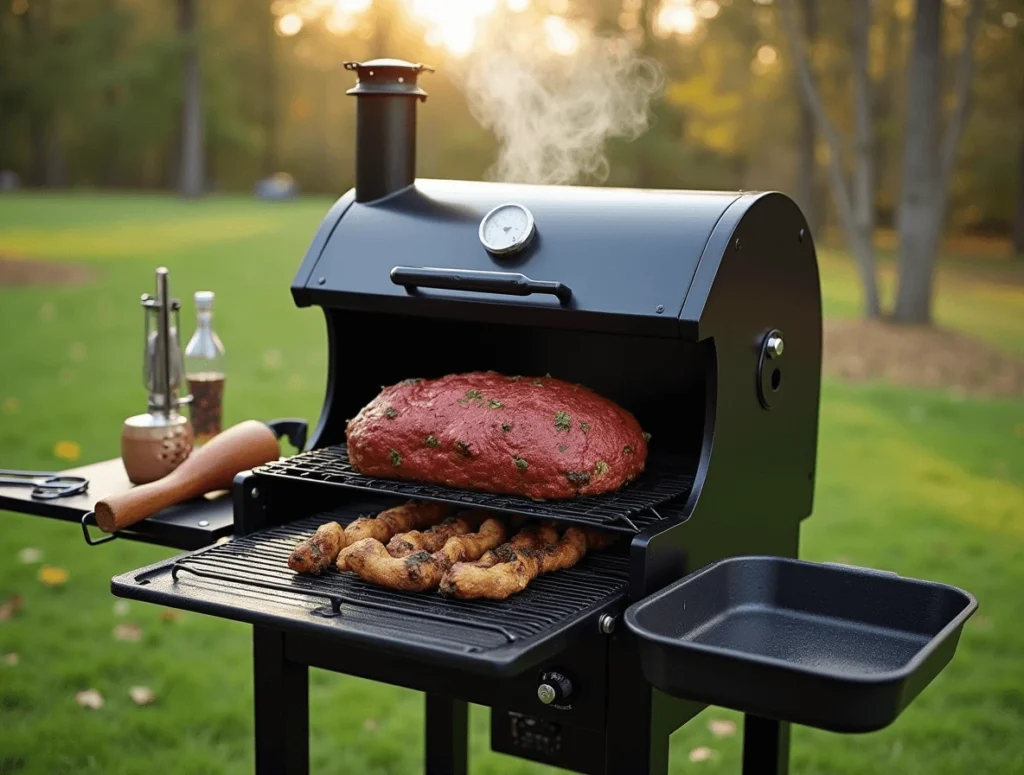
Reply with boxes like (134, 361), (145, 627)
(167, 511), (630, 654)
(254, 444), (694, 533)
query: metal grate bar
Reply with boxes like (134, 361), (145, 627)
(166, 512), (630, 651)
(254, 444), (694, 533)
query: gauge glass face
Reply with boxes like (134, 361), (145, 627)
(480, 204), (534, 254)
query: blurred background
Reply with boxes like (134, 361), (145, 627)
(0, 1), (1022, 774)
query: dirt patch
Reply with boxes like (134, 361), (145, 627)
(824, 318), (1024, 399)
(0, 254), (96, 287)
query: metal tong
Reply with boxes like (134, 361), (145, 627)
(0, 469), (89, 500)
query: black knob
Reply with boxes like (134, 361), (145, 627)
(537, 672), (573, 705)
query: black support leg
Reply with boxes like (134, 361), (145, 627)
(424, 694), (468, 775)
(742, 715), (790, 775)
(253, 627), (309, 775)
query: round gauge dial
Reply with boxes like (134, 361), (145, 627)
(479, 203), (536, 256)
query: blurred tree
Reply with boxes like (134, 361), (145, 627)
(177, 0), (204, 197)
(781, 0), (880, 318)
(793, 0), (819, 236)
(893, 0), (982, 324)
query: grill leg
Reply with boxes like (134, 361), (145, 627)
(424, 694), (468, 775)
(742, 715), (790, 775)
(253, 627), (309, 775)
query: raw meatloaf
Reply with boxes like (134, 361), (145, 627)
(345, 372), (649, 500)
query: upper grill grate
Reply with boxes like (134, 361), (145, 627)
(254, 444), (694, 533)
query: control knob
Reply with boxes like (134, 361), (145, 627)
(537, 672), (573, 705)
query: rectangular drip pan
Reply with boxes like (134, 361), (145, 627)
(624, 556), (976, 733)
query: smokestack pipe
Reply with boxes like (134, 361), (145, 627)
(344, 59), (433, 203)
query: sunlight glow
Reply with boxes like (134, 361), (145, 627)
(543, 15), (580, 56)
(655, 1), (698, 38)
(696, 0), (720, 20)
(277, 12), (304, 36)
(506, 0), (531, 11)
(407, 0), (498, 56)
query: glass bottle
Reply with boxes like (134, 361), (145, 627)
(184, 291), (226, 445)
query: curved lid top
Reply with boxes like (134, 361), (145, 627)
(344, 59), (434, 99)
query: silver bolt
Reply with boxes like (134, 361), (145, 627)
(766, 335), (784, 359)
(537, 684), (556, 705)
(251, 488), (260, 500)
(598, 614), (616, 634)
(198, 520), (209, 527)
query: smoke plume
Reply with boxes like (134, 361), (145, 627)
(454, 12), (664, 185)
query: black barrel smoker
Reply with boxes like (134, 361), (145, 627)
(106, 60), (976, 774)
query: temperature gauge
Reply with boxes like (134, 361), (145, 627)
(479, 203), (536, 256)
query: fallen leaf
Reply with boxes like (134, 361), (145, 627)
(160, 609), (182, 623)
(113, 600), (130, 617)
(53, 440), (80, 461)
(76, 689), (104, 710)
(689, 747), (715, 763)
(39, 565), (68, 587)
(129, 686), (156, 706)
(0, 594), (24, 621)
(3, 653), (18, 666)
(2, 397), (19, 414)
(18, 547), (42, 564)
(708, 719), (737, 738)
(113, 623), (143, 642)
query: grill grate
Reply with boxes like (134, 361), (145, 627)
(160, 512), (630, 656)
(254, 445), (694, 533)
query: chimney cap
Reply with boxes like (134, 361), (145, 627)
(344, 59), (434, 100)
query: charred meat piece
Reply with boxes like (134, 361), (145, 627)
(385, 510), (488, 558)
(474, 522), (559, 569)
(440, 526), (616, 600)
(345, 518), (507, 592)
(345, 372), (649, 500)
(336, 500), (452, 571)
(287, 521), (345, 574)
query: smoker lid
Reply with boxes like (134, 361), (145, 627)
(344, 59), (433, 99)
(294, 179), (744, 336)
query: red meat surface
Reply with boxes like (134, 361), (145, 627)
(345, 372), (649, 500)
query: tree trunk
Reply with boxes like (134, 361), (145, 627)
(794, 0), (819, 236)
(261, 1), (278, 176)
(1015, 119), (1024, 257)
(894, 0), (982, 323)
(178, 0), (205, 198)
(780, 0), (880, 317)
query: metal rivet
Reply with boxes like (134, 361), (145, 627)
(655, 305), (664, 314)
(198, 520), (209, 527)
(798, 228), (806, 243)
(734, 237), (741, 251)
(766, 334), (784, 358)
(251, 488), (259, 499)
(598, 614), (616, 634)
(537, 684), (556, 705)
(317, 277), (326, 285)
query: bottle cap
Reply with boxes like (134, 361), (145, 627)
(194, 291), (215, 310)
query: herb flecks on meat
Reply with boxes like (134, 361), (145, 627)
(554, 411), (571, 432)
(623, 445), (634, 456)
(488, 400), (504, 409)
(580, 422), (591, 434)
(384, 406), (398, 420)
(514, 457), (528, 471)
(455, 441), (472, 458)
(558, 444), (567, 452)
(642, 431), (652, 442)
(566, 471), (591, 487)
(501, 424), (512, 433)
(389, 450), (402, 467)
(594, 461), (610, 475)
(425, 434), (439, 448)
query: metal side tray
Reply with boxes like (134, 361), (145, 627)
(624, 555), (976, 733)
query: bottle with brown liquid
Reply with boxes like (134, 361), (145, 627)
(185, 291), (226, 445)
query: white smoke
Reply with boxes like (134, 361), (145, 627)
(453, 12), (664, 185)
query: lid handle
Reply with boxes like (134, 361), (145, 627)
(391, 266), (572, 305)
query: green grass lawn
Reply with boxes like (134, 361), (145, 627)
(1, 193), (1022, 774)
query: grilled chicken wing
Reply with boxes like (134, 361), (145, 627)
(439, 526), (615, 600)
(336, 500), (452, 571)
(287, 521), (345, 574)
(345, 518), (507, 592)
(473, 522), (559, 569)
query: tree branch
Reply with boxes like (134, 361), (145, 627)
(938, 0), (983, 196)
